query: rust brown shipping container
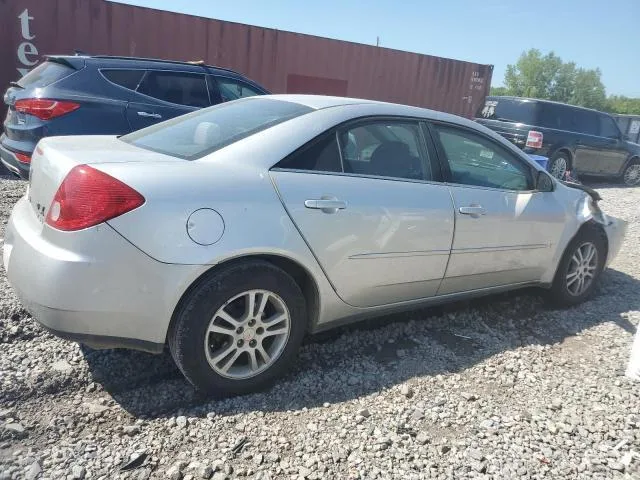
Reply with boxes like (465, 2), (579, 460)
(0, 0), (493, 123)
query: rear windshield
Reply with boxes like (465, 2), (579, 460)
(17, 61), (75, 88)
(122, 98), (313, 160)
(476, 98), (539, 125)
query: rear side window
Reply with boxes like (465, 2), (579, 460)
(17, 61), (75, 88)
(122, 98), (312, 160)
(538, 103), (573, 130)
(101, 69), (145, 90)
(277, 135), (342, 173)
(572, 110), (599, 136)
(477, 98), (538, 125)
(216, 77), (264, 102)
(137, 71), (210, 107)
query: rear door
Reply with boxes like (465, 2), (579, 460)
(594, 114), (628, 175)
(572, 109), (606, 174)
(271, 118), (455, 308)
(429, 123), (566, 294)
(126, 70), (210, 130)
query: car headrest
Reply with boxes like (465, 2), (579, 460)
(370, 141), (412, 176)
(193, 122), (221, 146)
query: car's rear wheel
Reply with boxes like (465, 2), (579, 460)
(169, 260), (307, 396)
(548, 152), (570, 180)
(622, 159), (640, 186)
(548, 225), (606, 307)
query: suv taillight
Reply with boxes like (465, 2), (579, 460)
(15, 152), (31, 164)
(15, 99), (80, 120)
(46, 165), (145, 231)
(526, 130), (543, 149)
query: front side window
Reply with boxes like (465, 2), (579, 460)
(599, 115), (620, 138)
(338, 122), (429, 180)
(137, 71), (210, 107)
(435, 125), (531, 191)
(216, 78), (263, 102)
(122, 98), (312, 160)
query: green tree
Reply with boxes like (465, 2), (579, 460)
(499, 49), (607, 109)
(606, 96), (640, 115)
(490, 86), (509, 96)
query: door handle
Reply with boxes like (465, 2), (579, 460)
(137, 111), (162, 119)
(304, 199), (347, 213)
(459, 205), (486, 217)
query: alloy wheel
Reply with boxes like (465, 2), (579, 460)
(204, 289), (291, 379)
(623, 164), (640, 186)
(550, 157), (568, 180)
(565, 242), (598, 296)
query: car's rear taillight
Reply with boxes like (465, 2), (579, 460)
(526, 130), (543, 149)
(15, 98), (80, 121)
(15, 152), (31, 164)
(46, 165), (145, 231)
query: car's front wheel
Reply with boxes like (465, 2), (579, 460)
(548, 225), (606, 307)
(169, 260), (307, 396)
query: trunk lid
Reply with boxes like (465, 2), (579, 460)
(28, 136), (182, 223)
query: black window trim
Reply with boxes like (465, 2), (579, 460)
(205, 74), (223, 105)
(425, 120), (539, 193)
(271, 115), (445, 185)
(133, 69), (212, 108)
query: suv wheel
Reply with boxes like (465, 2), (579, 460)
(622, 160), (640, 186)
(548, 152), (570, 180)
(168, 261), (307, 396)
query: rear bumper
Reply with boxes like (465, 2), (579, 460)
(603, 215), (627, 267)
(3, 196), (203, 352)
(0, 141), (30, 179)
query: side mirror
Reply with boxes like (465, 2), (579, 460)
(536, 171), (554, 192)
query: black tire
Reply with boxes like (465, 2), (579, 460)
(621, 159), (640, 187)
(548, 224), (607, 307)
(168, 260), (307, 396)
(548, 152), (570, 180)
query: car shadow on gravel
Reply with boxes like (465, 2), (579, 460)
(81, 267), (639, 419)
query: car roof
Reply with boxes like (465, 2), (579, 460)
(488, 95), (610, 116)
(261, 94), (476, 128)
(48, 54), (250, 79)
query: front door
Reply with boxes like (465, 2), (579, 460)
(430, 123), (566, 294)
(271, 120), (455, 308)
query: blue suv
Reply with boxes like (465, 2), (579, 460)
(1, 54), (269, 179)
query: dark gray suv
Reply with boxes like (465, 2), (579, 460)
(1, 54), (269, 179)
(476, 96), (640, 186)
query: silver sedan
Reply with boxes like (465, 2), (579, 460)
(3, 95), (628, 396)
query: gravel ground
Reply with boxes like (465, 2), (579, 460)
(0, 177), (639, 480)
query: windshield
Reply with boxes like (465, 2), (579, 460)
(122, 98), (313, 160)
(476, 98), (539, 125)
